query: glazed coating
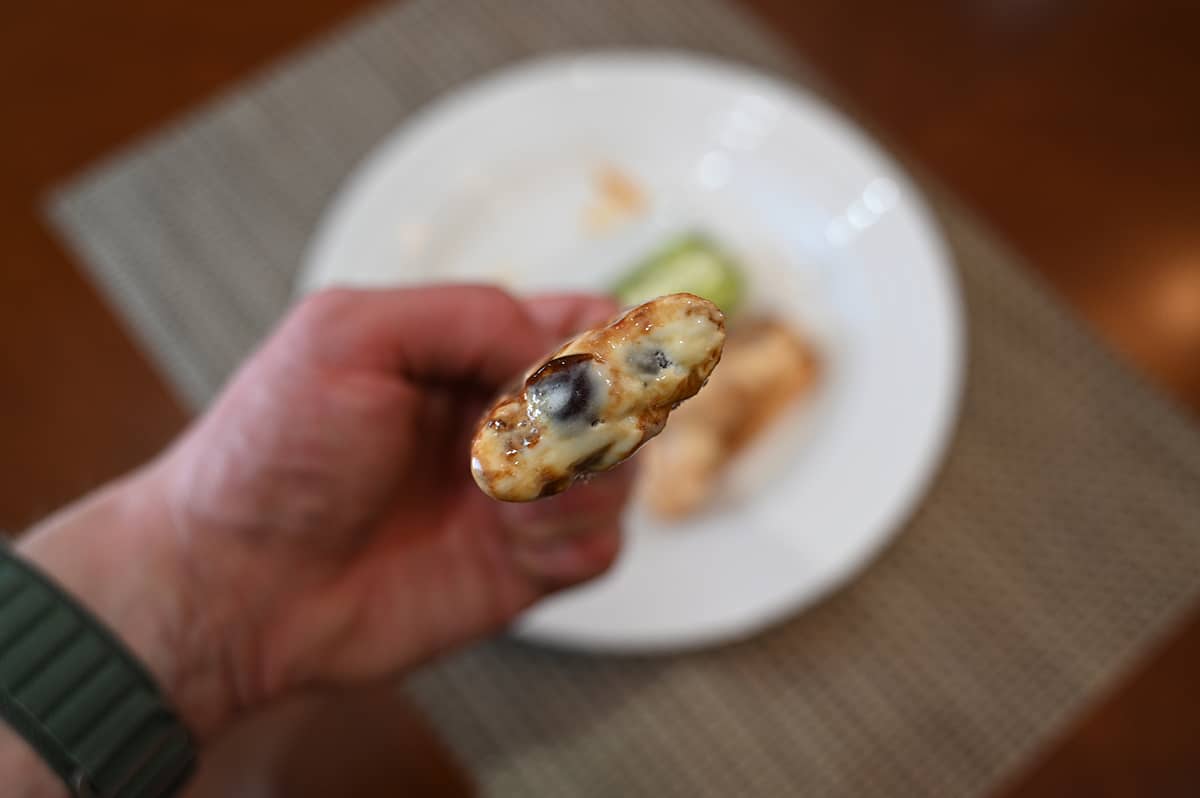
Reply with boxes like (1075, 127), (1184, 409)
(471, 293), (726, 501)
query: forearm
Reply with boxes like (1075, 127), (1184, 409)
(1, 471), (236, 794)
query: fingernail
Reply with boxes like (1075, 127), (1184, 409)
(513, 528), (621, 585)
(581, 303), (619, 327)
(506, 513), (599, 542)
(513, 538), (584, 583)
(500, 500), (599, 542)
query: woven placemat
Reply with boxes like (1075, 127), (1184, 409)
(47, 0), (1200, 795)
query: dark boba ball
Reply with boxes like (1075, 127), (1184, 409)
(526, 354), (597, 422)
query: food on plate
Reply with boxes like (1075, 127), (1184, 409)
(639, 318), (820, 518)
(605, 229), (822, 518)
(471, 293), (726, 502)
(614, 233), (745, 315)
(583, 165), (646, 233)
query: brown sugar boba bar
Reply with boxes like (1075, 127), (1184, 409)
(471, 293), (726, 502)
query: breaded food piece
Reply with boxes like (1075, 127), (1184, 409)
(640, 319), (819, 518)
(471, 293), (726, 502)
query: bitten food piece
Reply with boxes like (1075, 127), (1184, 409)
(471, 293), (726, 502)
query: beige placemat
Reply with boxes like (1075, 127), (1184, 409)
(46, 0), (1200, 795)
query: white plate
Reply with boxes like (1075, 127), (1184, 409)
(300, 52), (964, 653)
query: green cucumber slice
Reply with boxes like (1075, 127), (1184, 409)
(613, 233), (745, 315)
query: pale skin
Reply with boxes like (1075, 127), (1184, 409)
(2, 286), (633, 797)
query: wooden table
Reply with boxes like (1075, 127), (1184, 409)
(3, 1), (1198, 794)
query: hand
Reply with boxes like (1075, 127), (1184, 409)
(18, 286), (632, 742)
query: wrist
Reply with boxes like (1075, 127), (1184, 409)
(16, 469), (240, 742)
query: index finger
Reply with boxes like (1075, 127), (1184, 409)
(294, 284), (548, 389)
(523, 293), (619, 341)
